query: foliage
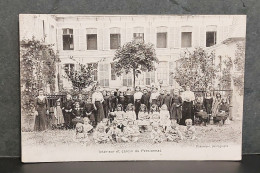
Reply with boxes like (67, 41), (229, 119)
(219, 41), (245, 95)
(20, 37), (58, 131)
(113, 40), (158, 87)
(64, 60), (95, 92)
(218, 56), (232, 90)
(174, 48), (218, 91)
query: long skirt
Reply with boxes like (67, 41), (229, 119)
(170, 106), (182, 121)
(64, 112), (73, 129)
(95, 101), (105, 123)
(180, 101), (193, 125)
(135, 99), (141, 120)
(34, 108), (47, 131)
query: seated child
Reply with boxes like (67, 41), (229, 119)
(215, 98), (229, 126)
(150, 122), (164, 143)
(93, 123), (110, 144)
(100, 118), (110, 133)
(159, 104), (171, 132)
(124, 103), (136, 124)
(194, 96), (208, 126)
(166, 119), (183, 142)
(74, 123), (88, 142)
(110, 104), (125, 124)
(150, 104), (159, 115)
(121, 120), (140, 142)
(84, 98), (95, 126)
(107, 122), (123, 143)
(83, 117), (93, 134)
(137, 104), (150, 132)
(184, 119), (196, 140)
(72, 102), (84, 128)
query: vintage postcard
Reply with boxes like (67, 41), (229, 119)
(20, 14), (246, 162)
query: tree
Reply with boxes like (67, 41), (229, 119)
(113, 40), (158, 87)
(219, 41), (245, 95)
(64, 61), (95, 92)
(174, 48), (218, 91)
(20, 37), (58, 131)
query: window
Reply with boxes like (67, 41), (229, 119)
(110, 34), (121, 49)
(87, 34), (97, 50)
(206, 31), (217, 47)
(64, 63), (74, 75)
(87, 63), (98, 81)
(157, 62), (168, 85)
(62, 29), (74, 50)
(99, 64), (109, 87)
(133, 33), (144, 42)
(123, 72), (132, 87)
(145, 71), (155, 86)
(157, 32), (167, 48)
(111, 63), (116, 80)
(181, 32), (192, 48)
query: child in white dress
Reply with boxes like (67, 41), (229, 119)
(184, 119), (196, 140)
(159, 104), (171, 132)
(124, 103), (136, 124)
(166, 119), (183, 142)
(150, 122), (164, 143)
(121, 120), (140, 142)
(138, 104), (150, 132)
(93, 123), (110, 144)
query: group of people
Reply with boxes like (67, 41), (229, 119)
(34, 85), (230, 143)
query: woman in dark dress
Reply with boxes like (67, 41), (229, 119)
(117, 91), (126, 111)
(62, 94), (74, 129)
(141, 89), (150, 113)
(102, 90), (110, 118)
(180, 86), (195, 125)
(170, 90), (182, 124)
(34, 89), (49, 131)
(92, 86), (105, 124)
(203, 92), (213, 122)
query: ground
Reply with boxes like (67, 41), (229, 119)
(22, 120), (242, 148)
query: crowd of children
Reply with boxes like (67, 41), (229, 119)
(46, 85), (231, 144)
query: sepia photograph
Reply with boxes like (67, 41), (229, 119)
(20, 14), (246, 162)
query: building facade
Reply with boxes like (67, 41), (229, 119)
(20, 15), (246, 91)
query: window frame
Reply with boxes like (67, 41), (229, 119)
(62, 28), (74, 50)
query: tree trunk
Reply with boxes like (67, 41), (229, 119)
(133, 69), (136, 88)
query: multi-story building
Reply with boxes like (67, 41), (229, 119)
(20, 14), (246, 92)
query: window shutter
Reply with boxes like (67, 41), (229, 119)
(199, 26), (206, 47)
(57, 29), (63, 50)
(150, 27), (156, 46)
(173, 27), (180, 48)
(74, 29), (80, 51)
(97, 28), (103, 50)
(126, 27), (132, 42)
(144, 27), (150, 43)
(217, 26), (223, 44)
(103, 28), (110, 50)
(169, 27), (175, 49)
(193, 26), (200, 48)
(121, 27), (126, 46)
(78, 28), (85, 51)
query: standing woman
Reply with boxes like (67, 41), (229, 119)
(102, 90), (109, 118)
(170, 90), (182, 124)
(62, 94), (74, 129)
(180, 86), (195, 125)
(92, 86), (105, 124)
(203, 92), (213, 123)
(34, 89), (49, 131)
(134, 86), (143, 120)
(212, 93), (222, 123)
